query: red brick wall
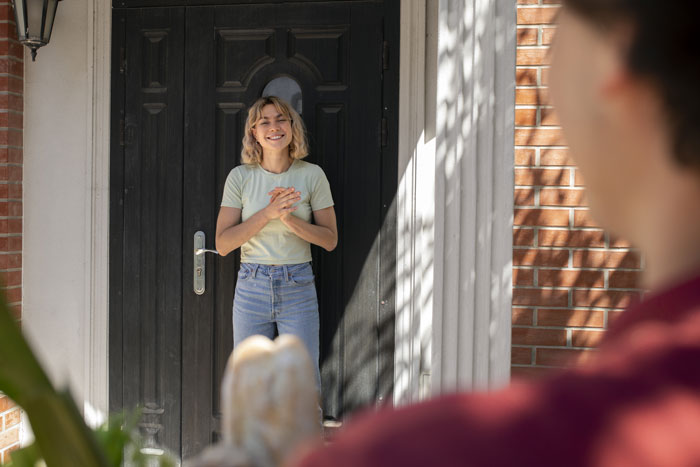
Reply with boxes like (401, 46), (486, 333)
(512, 0), (644, 378)
(0, 0), (22, 462)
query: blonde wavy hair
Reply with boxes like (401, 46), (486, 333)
(241, 96), (309, 165)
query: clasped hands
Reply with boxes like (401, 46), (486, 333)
(263, 186), (301, 223)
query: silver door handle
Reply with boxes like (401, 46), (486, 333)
(195, 248), (219, 255)
(193, 231), (218, 295)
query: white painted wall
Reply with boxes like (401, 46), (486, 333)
(22, 0), (110, 432)
(23, 0), (90, 397)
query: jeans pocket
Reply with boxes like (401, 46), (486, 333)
(238, 264), (253, 281)
(290, 264), (314, 285)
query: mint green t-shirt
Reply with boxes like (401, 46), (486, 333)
(220, 159), (334, 265)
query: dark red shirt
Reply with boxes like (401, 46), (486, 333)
(292, 273), (700, 467)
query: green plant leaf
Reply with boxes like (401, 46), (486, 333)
(5, 442), (42, 467)
(94, 410), (142, 466)
(0, 293), (109, 466)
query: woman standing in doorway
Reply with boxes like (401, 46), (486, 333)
(215, 96), (337, 394)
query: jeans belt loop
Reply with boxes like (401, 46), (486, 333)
(283, 264), (289, 282)
(252, 263), (259, 279)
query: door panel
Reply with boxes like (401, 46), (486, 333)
(111, 7), (185, 454)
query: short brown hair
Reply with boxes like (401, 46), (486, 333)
(563, 0), (700, 169)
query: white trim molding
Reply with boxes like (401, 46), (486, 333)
(394, 0), (515, 402)
(83, 0), (112, 426)
(431, 0), (515, 394)
(394, 0), (436, 405)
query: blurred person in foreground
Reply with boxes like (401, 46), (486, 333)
(288, 1), (700, 466)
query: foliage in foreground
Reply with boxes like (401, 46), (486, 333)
(0, 293), (177, 466)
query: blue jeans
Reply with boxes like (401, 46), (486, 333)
(233, 262), (321, 393)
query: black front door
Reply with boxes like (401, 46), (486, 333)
(110, 1), (398, 459)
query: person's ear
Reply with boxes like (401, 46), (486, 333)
(599, 23), (635, 99)
(599, 64), (629, 99)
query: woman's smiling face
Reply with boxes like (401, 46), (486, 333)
(252, 104), (293, 153)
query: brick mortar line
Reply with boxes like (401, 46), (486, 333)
(0, 442), (20, 456)
(513, 281), (643, 287)
(513, 305), (629, 312)
(515, 187), (589, 191)
(511, 364), (589, 370)
(514, 206), (592, 210)
(514, 186), (583, 189)
(514, 325), (614, 331)
(514, 250), (640, 256)
(515, 275), (643, 281)
(513, 267), (643, 273)
(513, 262), (642, 267)
(0, 74), (23, 82)
(512, 364), (595, 370)
(515, 125), (562, 130)
(514, 287), (644, 294)
(516, 308), (629, 313)
(515, 106), (556, 109)
(513, 245), (639, 252)
(516, 25), (557, 29)
(514, 166), (581, 169)
(515, 145), (569, 148)
(512, 345), (600, 351)
(514, 347), (600, 353)
(514, 226), (609, 231)
(0, 403), (20, 414)
(514, 257), (640, 263)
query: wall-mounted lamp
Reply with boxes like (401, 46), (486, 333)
(10, 0), (61, 61)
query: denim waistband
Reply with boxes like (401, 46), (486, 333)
(240, 262), (311, 281)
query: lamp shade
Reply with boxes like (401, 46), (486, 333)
(11, 0), (60, 61)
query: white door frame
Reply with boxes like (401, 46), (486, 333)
(84, 0), (112, 423)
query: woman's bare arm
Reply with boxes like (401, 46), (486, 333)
(280, 206), (338, 252)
